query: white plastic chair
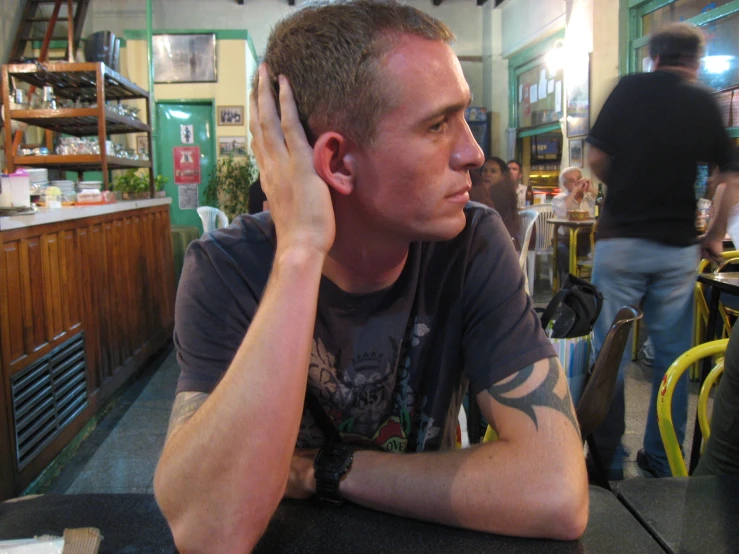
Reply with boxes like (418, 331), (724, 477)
(196, 206), (229, 232)
(518, 209), (538, 294)
(527, 204), (555, 291)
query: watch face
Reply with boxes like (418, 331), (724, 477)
(315, 445), (352, 473)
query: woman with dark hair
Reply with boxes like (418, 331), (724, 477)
(469, 156), (521, 249)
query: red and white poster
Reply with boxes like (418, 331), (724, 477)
(173, 146), (201, 185)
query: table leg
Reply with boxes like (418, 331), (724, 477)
(569, 228), (578, 277)
(689, 288), (722, 473)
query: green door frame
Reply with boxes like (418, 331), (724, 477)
(155, 98), (217, 184)
(620, 0), (739, 137)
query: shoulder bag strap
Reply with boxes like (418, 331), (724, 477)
(305, 389), (343, 445)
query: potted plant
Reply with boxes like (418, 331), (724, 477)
(154, 175), (169, 198)
(134, 173), (150, 199)
(204, 154), (258, 221)
(113, 170), (141, 200)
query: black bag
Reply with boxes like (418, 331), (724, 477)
(539, 274), (603, 338)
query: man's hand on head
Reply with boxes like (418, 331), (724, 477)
(249, 64), (336, 258)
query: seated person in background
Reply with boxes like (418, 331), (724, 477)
(552, 167), (595, 278)
(508, 159), (527, 209)
(469, 156), (521, 249)
(248, 178), (269, 214)
(153, 2), (588, 551)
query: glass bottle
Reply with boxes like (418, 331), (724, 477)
(595, 183), (604, 218)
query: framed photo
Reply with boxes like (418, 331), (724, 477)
(153, 33), (217, 84)
(136, 135), (148, 154)
(569, 138), (584, 168)
(219, 136), (247, 157)
(566, 52), (590, 138)
(218, 106), (244, 126)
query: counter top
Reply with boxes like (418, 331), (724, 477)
(0, 197), (172, 231)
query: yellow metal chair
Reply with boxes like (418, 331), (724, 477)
(690, 251), (739, 378)
(657, 339), (728, 477)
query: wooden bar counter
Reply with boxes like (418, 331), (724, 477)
(0, 198), (176, 499)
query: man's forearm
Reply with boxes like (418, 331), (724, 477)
(154, 246), (325, 553)
(341, 436), (587, 539)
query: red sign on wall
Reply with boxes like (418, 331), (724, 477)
(173, 146), (201, 185)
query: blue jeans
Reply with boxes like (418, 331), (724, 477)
(591, 238), (699, 478)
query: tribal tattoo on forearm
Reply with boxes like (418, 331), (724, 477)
(165, 391), (209, 442)
(487, 357), (580, 437)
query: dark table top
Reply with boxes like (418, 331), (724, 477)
(697, 272), (739, 294)
(616, 475), (739, 554)
(0, 487), (662, 553)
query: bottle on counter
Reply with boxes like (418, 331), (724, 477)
(595, 183), (604, 218)
(525, 182), (534, 207)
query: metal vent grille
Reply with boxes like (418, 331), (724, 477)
(11, 333), (88, 470)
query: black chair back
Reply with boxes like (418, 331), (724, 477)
(577, 305), (642, 439)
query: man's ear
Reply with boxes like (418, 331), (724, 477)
(313, 132), (356, 196)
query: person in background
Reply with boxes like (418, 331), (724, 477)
(248, 178), (269, 214)
(693, 322), (739, 476)
(469, 156), (521, 249)
(695, 182), (739, 476)
(551, 166), (595, 281)
(508, 159), (527, 209)
(587, 22), (739, 479)
(153, 1), (587, 551)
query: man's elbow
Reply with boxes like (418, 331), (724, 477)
(154, 465), (277, 554)
(542, 476), (589, 540)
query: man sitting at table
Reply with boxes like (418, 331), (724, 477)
(153, 2), (588, 552)
(551, 166), (595, 280)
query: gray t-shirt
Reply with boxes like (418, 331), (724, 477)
(174, 203), (554, 452)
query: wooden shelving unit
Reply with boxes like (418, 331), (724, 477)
(1, 61), (153, 191)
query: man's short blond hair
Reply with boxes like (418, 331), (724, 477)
(257, 0), (454, 146)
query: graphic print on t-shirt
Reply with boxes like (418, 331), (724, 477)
(298, 319), (440, 452)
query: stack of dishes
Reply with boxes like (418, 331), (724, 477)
(51, 180), (76, 196)
(77, 180), (103, 192)
(24, 168), (49, 189)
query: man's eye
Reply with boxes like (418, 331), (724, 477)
(430, 120), (447, 132)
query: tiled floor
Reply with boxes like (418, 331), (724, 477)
(43, 346), (179, 495)
(38, 275), (704, 494)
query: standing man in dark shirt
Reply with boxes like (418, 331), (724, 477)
(587, 23), (739, 479)
(153, 1), (587, 551)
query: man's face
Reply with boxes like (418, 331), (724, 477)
(561, 169), (582, 192)
(508, 162), (521, 183)
(348, 36), (484, 243)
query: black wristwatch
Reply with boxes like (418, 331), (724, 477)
(314, 444), (354, 506)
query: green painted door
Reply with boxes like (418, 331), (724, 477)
(156, 102), (215, 229)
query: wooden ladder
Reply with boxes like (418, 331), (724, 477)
(8, 0), (91, 63)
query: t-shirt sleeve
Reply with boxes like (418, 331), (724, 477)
(461, 211), (555, 395)
(551, 192), (568, 218)
(174, 235), (265, 394)
(587, 77), (632, 156)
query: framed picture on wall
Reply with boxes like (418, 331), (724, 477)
(569, 138), (583, 168)
(218, 106), (244, 126)
(136, 135), (148, 154)
(153, 33), (217, 84)
(566, 52), (590, 138)
(219, 136), (247, 157)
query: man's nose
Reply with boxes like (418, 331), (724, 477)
(453, 121), (484, 170)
